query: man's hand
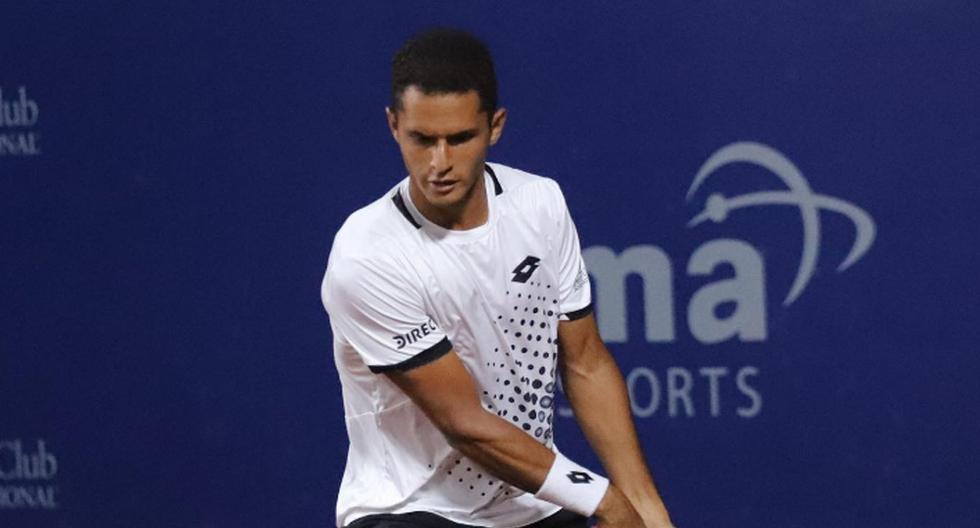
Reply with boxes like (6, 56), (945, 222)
(594, 485), (644, 527)
(629, 493), (674, 528)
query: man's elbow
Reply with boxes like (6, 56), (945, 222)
(434, 407), (496, 448)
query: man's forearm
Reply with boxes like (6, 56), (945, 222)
(561, 341), (667, 507)
(446, 408), (639, 523)
(442, 408), (557, 493)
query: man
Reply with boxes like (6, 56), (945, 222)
(321, 28), (674, 528)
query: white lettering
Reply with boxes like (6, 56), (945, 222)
(698, 366), (729, 417)
(0, 440), (19, 480)
(0, 132), (41, 156)
(561, 366), (762, 419)
(0, 440), (57, 481)
(20, 87), (39, 126)
(626, 367), (661, 418)
(584, 245), (675, 343)
(0, 87), (40, 128)
(687, 239), (767, 344)
(736, 366), (762, 418)
(0, 485), (58, 510)
(667, 367), (695, 417)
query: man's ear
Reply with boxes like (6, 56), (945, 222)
(385, 107), (399, 141)
(488, 107), (507, 146)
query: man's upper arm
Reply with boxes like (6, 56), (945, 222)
(557, 312), (606, 369)
(384, 349), (487, 438)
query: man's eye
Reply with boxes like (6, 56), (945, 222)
(413, 136), (436, 146)
(447, 134), (475, 146)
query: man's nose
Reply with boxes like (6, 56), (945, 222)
(430, 140), (451, 173)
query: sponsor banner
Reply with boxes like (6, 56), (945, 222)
(0, 87), (41, 157)
(559, 142), (875, 420)
(0, 440), (59, 511)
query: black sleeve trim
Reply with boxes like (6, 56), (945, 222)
(368, 337), (453, 373)
(563, 303), (593, 321)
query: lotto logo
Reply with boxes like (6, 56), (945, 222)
(566, 471), (593, 484)
(511, 256), (541, 283)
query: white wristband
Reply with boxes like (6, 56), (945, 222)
(534, 451), (610, 517)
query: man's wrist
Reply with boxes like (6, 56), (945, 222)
(534, 452), (609, 517)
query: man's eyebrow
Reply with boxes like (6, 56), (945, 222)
(446, 129), (478, 142)
(407, 129), (479, 141)
(407, 130), (435, 140)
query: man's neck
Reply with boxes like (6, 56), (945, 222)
(410, 176), (489, 230)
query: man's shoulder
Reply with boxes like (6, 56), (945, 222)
(489, 162), (561, 194)
(489, 162), (568, 216)
(333, 184), (413, 252)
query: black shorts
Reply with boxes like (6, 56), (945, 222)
(347, 509), (588, 528)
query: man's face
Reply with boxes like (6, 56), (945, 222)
(387, 86), (506, 221)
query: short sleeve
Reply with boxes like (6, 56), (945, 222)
(321, 253), (451, 373)
(550, 181), (593, 321)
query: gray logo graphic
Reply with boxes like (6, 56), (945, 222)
(687, 142), (876, 305)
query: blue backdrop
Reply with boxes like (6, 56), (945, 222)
(2, 2), (979, 526)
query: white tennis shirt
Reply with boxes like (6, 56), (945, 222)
(321, 162), (593, 527)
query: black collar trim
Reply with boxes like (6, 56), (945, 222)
(391, 190), (421, 229)
(391, 164), (502, 229)
(485, 164), (503, 195)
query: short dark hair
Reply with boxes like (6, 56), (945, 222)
(391, 28), (498, 116)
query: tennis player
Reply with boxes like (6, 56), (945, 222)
(322, 28), (674, 528)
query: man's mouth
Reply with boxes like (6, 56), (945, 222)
(431, 180), (457, 193)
